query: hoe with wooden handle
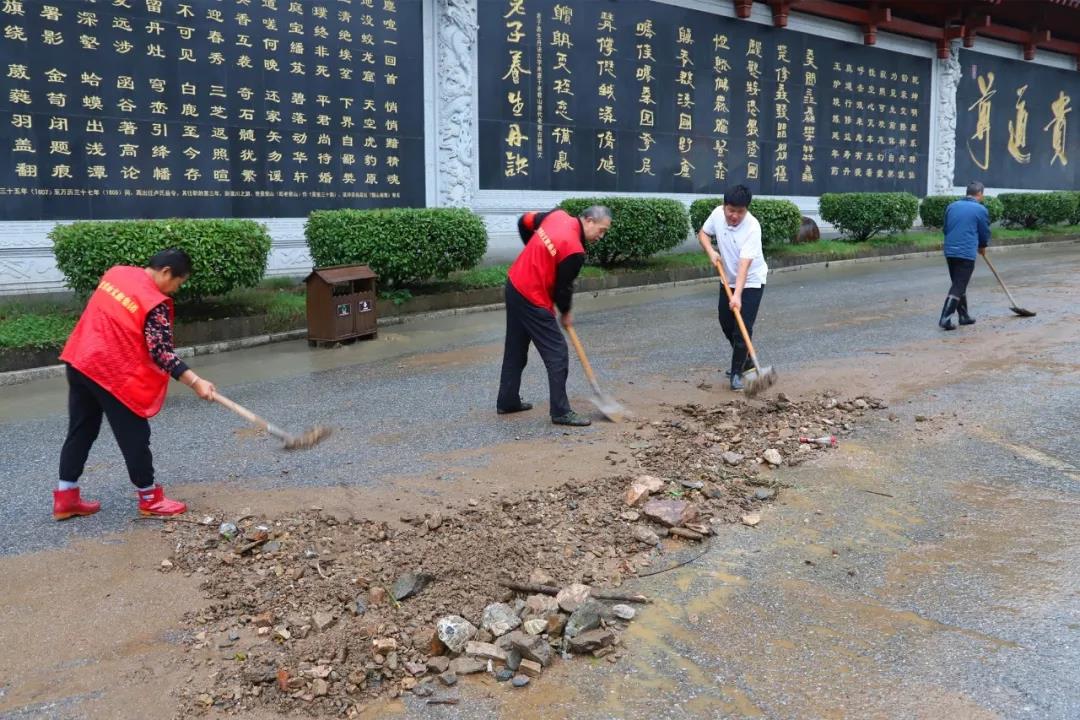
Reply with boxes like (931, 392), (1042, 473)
(712, 259), (777, 397)
(214, 393), (332, 450)
(565, 326), (626, 422)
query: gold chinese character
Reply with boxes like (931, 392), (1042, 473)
(966, 72), (995, 171)
(507, 90), (525, 116)
(3, 1), (25, 16)
(674, 157), (694, 178)
(503, 0), (524, 19)
(677, 26), (692, 45)
(598, 106), (616, 124)
(553, 4), (572, 24)
(597, 36), (615, 57)
(551, 127), (573, 144)
(597, 11), (615, 32)
(635, 20), (653, 39)
(504, 151), (528, 176)
(1007, 85), (1031, 164)
(638, 132), (655, 151)
(639, 109), (654, 127)
(506, 20), (524, 43)
(552, 150), (578, 171)
(596, 155), (616, 174)
(505, 123), (528, 148)
(1043, 90), (1071, 166)
(502, 50), (530, 83)
(597, 59), (615, 78)
(4, 24), (27, 41)
(635, 157), (654, 176)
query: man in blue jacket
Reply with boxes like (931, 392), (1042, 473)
(939, 181), (991, 330)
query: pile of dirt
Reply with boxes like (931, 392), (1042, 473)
(166, 393), (883, 716)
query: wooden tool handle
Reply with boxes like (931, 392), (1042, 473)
(712, 259), (761, 367)
(982, 254), (1020, 306)
(566, 325), (599, 385)
(214, 393), (289, 442)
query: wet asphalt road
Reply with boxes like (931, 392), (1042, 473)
(0, 243), (1077, 719)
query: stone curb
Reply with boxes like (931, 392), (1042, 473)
(1, 238), (1075, 388)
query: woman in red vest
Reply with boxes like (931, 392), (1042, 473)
(54, 249), (217, 520)
(497, 206), (611, 426)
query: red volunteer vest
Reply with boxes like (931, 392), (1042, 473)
(61, 266), (173, 418)
(507, 210), (585, 312)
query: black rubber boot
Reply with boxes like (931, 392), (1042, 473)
(957, 295), (975, 325)
(497, 397), (533, 414)
(730, 373), (745, 391)
(939, 296), (959, 331)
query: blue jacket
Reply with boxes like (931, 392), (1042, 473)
(943, 197), (990, 260)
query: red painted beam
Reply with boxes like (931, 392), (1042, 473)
(734, 0), (753, 19)
(769, 0), (792, 27)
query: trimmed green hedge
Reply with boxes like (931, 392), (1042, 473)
(819, 192), (919, 241)
(306, 208), (487, 287)
(1068, 191), (1080, 226)
(920, 195), (1004, 228)
(690, 198), (802, 246)
(999, 192), (1078, 229)
(51, 219), (271, 299)
(558, 197), (688, 267)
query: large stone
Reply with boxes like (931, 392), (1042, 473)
(449, 657), (486, 675)
(632, 525), (660, 546)
(642, 499), (698, 528)
(524, 594), (560, 617)
(556, 583), (591, 612)
(546, 613), (567, 637)
(624, 475), (665, 507)
(722, 451), (745, 466)
(436, 615), (477, 655)
(414, 627), (446, 656)
(465, 641), (507, 663)
(510, 633), (553, 667)
(566, 628), (615, 654)
(564, 601), (603, 638)
(480, 603), (522, 637)
(763, 449), (783, 466)
(392, 571), (434, 601)
(612, 604), (636, 621)
(426, 656), (450, 674)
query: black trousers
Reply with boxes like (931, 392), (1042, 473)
(718, 286), (765, 375)
(946, 256), (976, 298)
(497, 282), (572, 418)
(59, 364), (155, 489)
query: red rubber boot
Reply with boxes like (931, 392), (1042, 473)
(53, 488), (101, 521)
(136, 486), (187, 517)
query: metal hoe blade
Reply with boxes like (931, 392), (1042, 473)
(587, 378), (626, 422)
(743, 366), (777, 398)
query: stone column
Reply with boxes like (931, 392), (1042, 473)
(932, 42), (961, 195)
(435, 0), (478, 208)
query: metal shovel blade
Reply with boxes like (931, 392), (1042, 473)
(586, 378), (626, 422)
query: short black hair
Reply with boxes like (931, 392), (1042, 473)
(723, 184), (752, 208)
(148, 248), (192, 278)
(966, 181), (985, 197)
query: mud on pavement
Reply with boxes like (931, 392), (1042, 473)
(158, 393), (884, 717)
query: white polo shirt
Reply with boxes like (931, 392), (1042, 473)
(702, 208), (768, 288)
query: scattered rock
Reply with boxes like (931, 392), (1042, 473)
(754, 488), (777, 501)
(312, 611), (336, 632)
(524, 594), (560, 617)
(391, 571), (434, 601)
(511, 674), (530, 688)
(518, 659), (543, 678)
(510, 632), (553, 667)
(425, 512), (443, 531)
(449, 657), (486, 676)
(642, 499), (698, 528)
(632, 525), (660, 546)
(528, 568), (554, 586)
(480, 602), (522, 637)
(620, 510), (641, 522)
(624, 475), (665, 506)
(915, 415), (928, 422)
(426, 656), (450, 674)
(546, 613), (567, 637)
(722, 451), (745, 466)
(465, 641), (507, 663)
(427, 691), (460, 705)
(564, 601), (602, 638)
(612, 604), (636, 621)
(495, 668), (514, 682)
(368, 587), (388, 606)
(312, 679), (329, 697)
(763, 449), (783, 466)
(567, 629), (615, 654)
(436, 615), (477, 654)
(556, 583), (591, 612)
(506, 649), (522, 671)
(741, 512), (762, 527)
(523, 618), (547, 636)
(404, 662), (427, 676)
(438, 671), (457, 687)
(372, 637), (398, 654)
(412, 682), (435, 698)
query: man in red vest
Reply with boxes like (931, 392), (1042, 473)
(55, 249), (218, 520)
(497, 205), (612, 426)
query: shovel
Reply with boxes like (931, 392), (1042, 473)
(214, 393), (332, 450)
(565, 326), (626, 422)
(712, 259), (777, 397)
(982, 254), (1036, 317)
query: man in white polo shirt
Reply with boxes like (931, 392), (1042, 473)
(698, 184), (769, 391)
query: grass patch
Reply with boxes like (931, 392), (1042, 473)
(0, 313), (77, 350)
